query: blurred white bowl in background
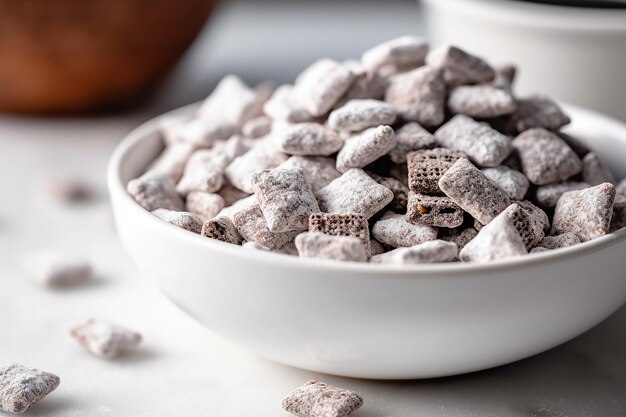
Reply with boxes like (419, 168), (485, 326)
(421, 0), (626, 121)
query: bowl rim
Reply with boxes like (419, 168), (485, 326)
(107, 102), (626, 277)
(421, 0), (626, 32)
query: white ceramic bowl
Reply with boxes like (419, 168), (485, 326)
(108, 103), (626, 379)
(421, 0), (626, 121)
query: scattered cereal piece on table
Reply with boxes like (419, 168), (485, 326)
(251, 168), (319, 232)
(406, 192), (464, 228)
(71, 319), (142, 359)
(295, 232), (368, 262)
(385, 66), (446, 127)
(551, 182), (616, 242)
(201, 216), (244, 245)
(0, 363), (60, 414)
(372, 211), (437, 248)
(336, 125), (396, 173)
(370, 239), (458, 264)
(151, 209), (204, 234)
(512, 128), (582, 185)
(425, 45), (495, 87)
(317, 169), (393, 220)
(282, 380), (363, 417)
(435, 115), (512, 167)
(45, 175), (94, 203)
(23, 250), (92, 288)
(438, 158), (512, 225)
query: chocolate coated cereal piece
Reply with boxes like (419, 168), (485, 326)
(336, 125), (396, 172)
(368, 173), (409, 212)
(407, 148), (465, 194)
(616, 178), (626, 196)
(176, 149), (227, 196)
(242, 240), (298, 256)
(127, 175), (184, 211)
(389, 122), (436, 164)
(510, 96), (570, 133)
(293, 59), (355, 117)
(218, 183), (251, 207)
(530, 246), (550, 254)
(370, 240), (458, 264)
(278, 155), (341, 197)
(492, 63), (517, 88)
(328, 99), (396, 132)
(251, 168), (319, 232)
(610, 194), (626, 232)
(309, 212), (370, 253)
(582, 152), (615, 186)
(295, 232), (367, 262)
(385, 66), (446, 127)
(151, 209), (204, 234)
(242, 116), (272, 139)
(201, 216), (244, 245)
(517, 200), (551, 233)
(161, 117), (233, 149)
(144, 142), (195, 183)
(274, 122), (343, 156)
(185, 191), (225, 220)
(512, 128), (582, 185)
(501, 203), (545, 249)
(439, 226), (478, 250)
(233, 205), (301, 249)
(538, 233), (581, 250)
(369, 239), (386, 256)
(372, 211), (437, 248)
(459, 205), (528, 262)
(481, 166), (529, 200)
(448, 84), (516, 118)
(0, 364), (60, 414)
(439, 158), (512, 225)
(335, 62), (387, 107)
(216, 194), (257, 221)
(435, 115), (512, 167)
(23, 250), (92, 287)
(551, 182), (616, 241)
(361, 35), (428, 71)
(71, 319), (142, 359)
(317, 169), (394, 219)
(224, 140), (288, 193)
(535, 181), (590, 208)
(425, 45), (495, 87)
(196, 75), (261, 128)
(263, 84), (313, 123)
(406, 192), (464, 228)
(282, 380), (363, 417)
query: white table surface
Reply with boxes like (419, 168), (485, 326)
(1, 1), (625, 416)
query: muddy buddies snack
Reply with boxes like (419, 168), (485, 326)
(282, 380), (363, 417)
(128, 37), (624, 265)
(0, 364), (60, 414)
(71, 319), (142, 359)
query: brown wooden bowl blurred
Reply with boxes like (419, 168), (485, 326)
(0, 0), (218, 114)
